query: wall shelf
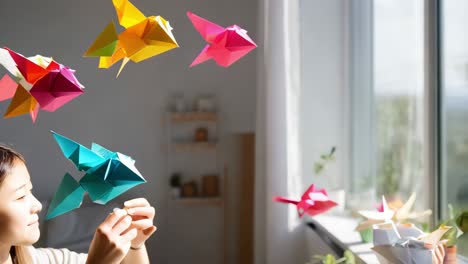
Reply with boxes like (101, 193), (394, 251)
(170, 197), (224, 207)
(170, 112), (218, 122)
(172, 142), (218, 151)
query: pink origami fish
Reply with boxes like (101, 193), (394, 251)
(187, 11), (257, 67)
(0, 47), (84, 123)
(274, 184), (338, 217)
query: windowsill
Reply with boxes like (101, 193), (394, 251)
(307, 213), (378, 263)
(307, 213), (468, 264)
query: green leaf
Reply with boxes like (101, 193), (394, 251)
(343, 250), (356, 264)
(457, 211), (468, 233)
(323, 255), (337, 264)
(330, 146), (336, 156)
(314, 162), (324, 174)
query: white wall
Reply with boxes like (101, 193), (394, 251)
(0, 0), (257, 263)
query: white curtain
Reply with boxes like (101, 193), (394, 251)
(254, 0), (307, 263)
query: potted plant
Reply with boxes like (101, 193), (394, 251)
(439, 206), (468, 262)
(456, 211), (468, 258)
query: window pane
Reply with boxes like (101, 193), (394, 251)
(441, 0), (468, 215)
(372, 0), (428, 208)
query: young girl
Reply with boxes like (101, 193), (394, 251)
(0, 145), (157, 264)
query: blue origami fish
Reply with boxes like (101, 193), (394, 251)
(46, 131), (146, 220)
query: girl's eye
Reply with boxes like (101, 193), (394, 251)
(17, 195), (26, 200)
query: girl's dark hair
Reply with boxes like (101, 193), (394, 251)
(0, 146), (31, 263)
(0, 145), (25, 184)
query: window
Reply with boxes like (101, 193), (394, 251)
(299, 0), (467, 223)
(373, 0), (429, 209)
(348, 0), (430, 215)
(440, 0), (468, 216)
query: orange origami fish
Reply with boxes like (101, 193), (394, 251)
(84, 0), (179, 77)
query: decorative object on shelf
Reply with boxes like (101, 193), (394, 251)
(181, 181), (198, 197)
(194, 127), (208, 142)
(195, 95), (215, 112)
(170, 173), (181, 199)
(173, 94), (187, 113)
(201, 175), (219, 197)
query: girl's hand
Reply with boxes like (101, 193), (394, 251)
(123, 198), (157, 249)
(86, 208), (137, 264)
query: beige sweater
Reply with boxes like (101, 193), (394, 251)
(28, 246), (88, 264)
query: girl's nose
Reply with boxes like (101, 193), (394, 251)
(31, 195), (42, 213)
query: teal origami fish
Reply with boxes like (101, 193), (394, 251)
(46, 131), (146, 220)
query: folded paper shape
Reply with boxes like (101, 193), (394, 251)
(0, 74), (18, 101)
(46, 173), (86, 220)
(394, 193), (432, 222)
(356, 194), (432, 232)
(46, 131), (146, 219)
(356, 196), (395, 231)
(187, 11), (257, 67)
(372, 222), (450, 264)
(84, 0), (178, 77)
(274, 184), (337, 217)
(4, 84), (39, 122)
(0, 48), (84, 122)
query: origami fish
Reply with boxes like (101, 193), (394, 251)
(187, 11), (257, 67)
(0, 48), (84, 123)
(46, 131), (146, 219)
(84, 0), (179, 77)
(355, 194), (432, 231)
(274, 184), (337, 217)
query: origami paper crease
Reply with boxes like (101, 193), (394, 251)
(84, 0), (179, 77)
(187, 11), (257, 67)
(274, 184), (337, 217)
(46, 131), (146, 220)
(0, 48), (84, 122)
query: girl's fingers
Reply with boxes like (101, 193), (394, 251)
(131, 219), (153, 230)
(113, 215), (132, 235)
(143, 225), (157, 236)
(124, 198), (150, 208)
(127, 206), (155, 218)
(102, 208), (128, 230)
(121, 228), (138, 242)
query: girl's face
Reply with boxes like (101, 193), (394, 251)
(0, 160), (42, 246)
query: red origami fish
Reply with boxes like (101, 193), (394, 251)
(274, 184), (337, 217)
(187, 11), (257, 67)
(0, 47), (84, 123)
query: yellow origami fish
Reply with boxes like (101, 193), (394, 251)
(84, 0), (179, 77)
